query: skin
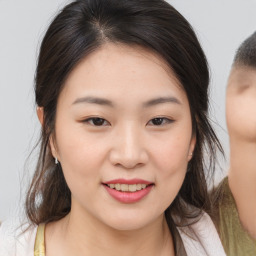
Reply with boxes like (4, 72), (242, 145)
(38, 43), (195, 256)
(226, 65), (256, 239)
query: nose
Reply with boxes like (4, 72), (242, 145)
(109, 125), (149, 169)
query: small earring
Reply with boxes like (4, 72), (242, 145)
(189, 152), (193, 156)
(55, 157), (59, 165)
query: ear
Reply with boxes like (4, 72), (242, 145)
(188, 135), (196, 161)
(37, 107), (59, 160)
(37, 107), (44, 125)
(49, 134), (59, 160)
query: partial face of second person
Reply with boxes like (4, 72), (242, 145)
(226, 66), (256, 142)
(50, 43), (195, 231)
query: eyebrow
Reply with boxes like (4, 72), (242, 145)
(72, 96), (114, 107)
(72, 96), (181, 107)
(143, 96), (181, 107)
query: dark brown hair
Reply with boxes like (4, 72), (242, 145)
(233, 31), (256, 68)
(26, 0), (222, 246)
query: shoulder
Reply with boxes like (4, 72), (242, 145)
(211, 177), (237, 236)
(0, 218), (37, 256)
(213, 177), (256, 255)
(213, 177), (232, 206)
(177, 212), (226, 256)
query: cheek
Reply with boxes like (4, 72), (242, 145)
(149, 133), (191, 182)
(227, 95), (256, 140)
(149, 137), (189, 211)
(56, 118), (107, 161)
(54, 124), (107, 189)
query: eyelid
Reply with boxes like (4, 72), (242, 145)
(79, 116), (174, 127)
(81, 117), (111, 126)
(147, 117), (174, 126)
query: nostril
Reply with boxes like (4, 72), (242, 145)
(109, 145), (149, 169)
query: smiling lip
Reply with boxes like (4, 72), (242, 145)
(103, 179), (154, 203)
(104, 178), (152, 185)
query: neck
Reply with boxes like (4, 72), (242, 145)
(47, 207), (174, 256)
(228, 138), (256, 239)
(229, 138), (256, 184)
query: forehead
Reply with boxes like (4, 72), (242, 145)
(228, 66), (256, 87)
(60, 43), (187, 104)
(68, 43), (179, 83)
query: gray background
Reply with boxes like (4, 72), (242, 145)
(1, 0), (256, 221)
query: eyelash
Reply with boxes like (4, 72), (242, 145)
(81, 117), (174, 127)
(147, 117), (174, 126)
(82, 117), (110, 126)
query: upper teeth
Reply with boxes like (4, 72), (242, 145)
(107, 184), (147, 192)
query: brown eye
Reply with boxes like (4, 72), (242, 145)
(152, 118), (164, 125)
(83, 117), (110, 126)
(147, 117), (174, 126)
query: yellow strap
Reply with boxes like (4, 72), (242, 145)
(34, 223), (46, 256)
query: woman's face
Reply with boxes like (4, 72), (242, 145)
(51, 44), (195, 231)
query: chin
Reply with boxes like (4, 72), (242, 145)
(101, 211), (162, 232)
(107, 220), (150, 232)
